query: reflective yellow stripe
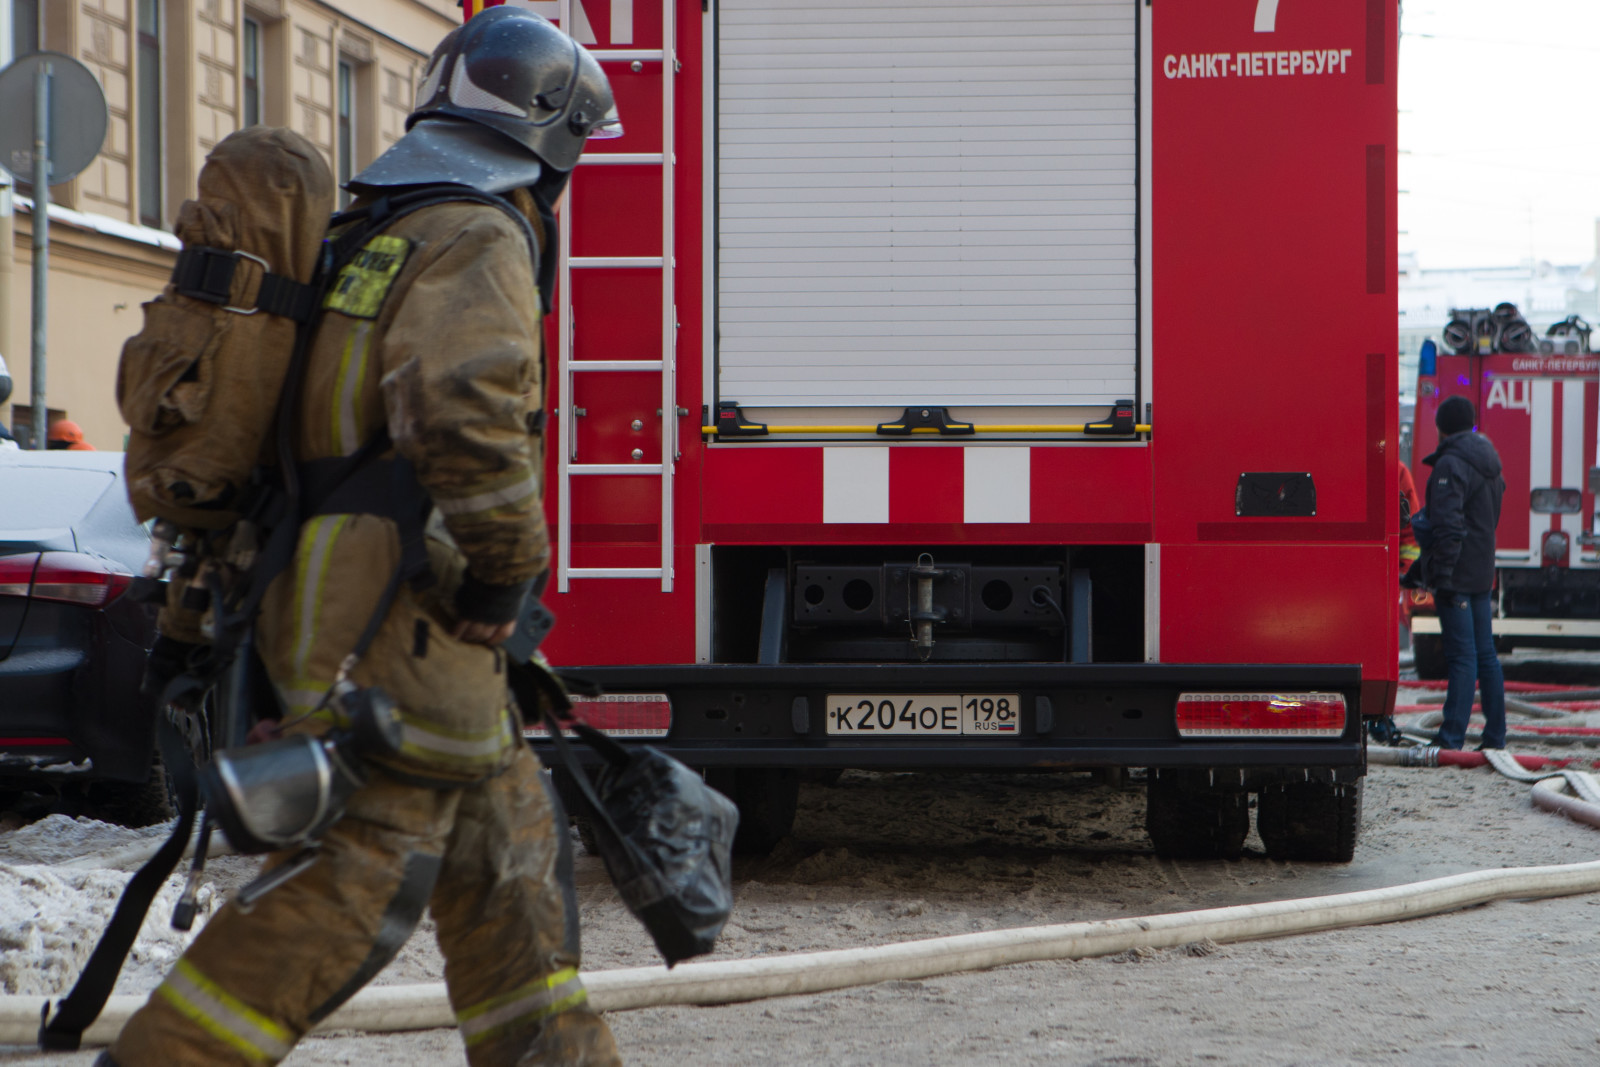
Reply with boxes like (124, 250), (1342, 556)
(277, 679), (334, 719)
(457, 967), (587, 1047)
(157, 959), (295, 1063)
(290, 516), (350, 681)
(432, 473), (539, 522)
(330, 321), (373, 456)
(399, 714), (515, 769)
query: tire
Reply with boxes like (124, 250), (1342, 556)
(83, 756), (175, 828)
(1144, 771), (1248, 860)
(704, 768), (800, 857)
(546, 768), (603, 856)
(1412, 634), (1447, 680)
(572, 816), (603, 857)
(1257, 778), (1363, 863)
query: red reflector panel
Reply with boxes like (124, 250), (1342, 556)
(32, 552), (133, 607)
(525, 693), (672, 739)
(1175, 692), (1346, 738)
(0, 553), (39, 597)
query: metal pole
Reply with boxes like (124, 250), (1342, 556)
(29, 60), (49, 450)
(0, 181), (13, 423)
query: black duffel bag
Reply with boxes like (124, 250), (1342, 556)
(510, 661), (738, 967)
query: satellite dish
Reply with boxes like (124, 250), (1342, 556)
(0, 52), (109, 183)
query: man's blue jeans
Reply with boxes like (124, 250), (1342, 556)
(1433, 590), (1507, 750)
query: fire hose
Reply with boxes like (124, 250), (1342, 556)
(1368, 745), (1600, 829)
(5, 801), (1600, 1045)
(6, 732), (1600, 1047)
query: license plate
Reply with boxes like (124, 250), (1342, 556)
(825, 694), (1022, 736)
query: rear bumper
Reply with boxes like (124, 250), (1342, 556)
(1410, 615), (1600, 639)
(531, 662), (1368, 775)
(0, 608), (155, 783)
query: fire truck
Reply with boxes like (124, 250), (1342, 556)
(1409, 314), (1600, 677)
(524, 0), (1399, 862)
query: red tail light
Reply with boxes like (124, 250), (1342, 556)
(31, 552), (134, 607)
(1176, 692), (1346, 738)
(525, 693), (672, 739)
(0, 553), (39, 597)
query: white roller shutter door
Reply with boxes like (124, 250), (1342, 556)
(716, 0), (1138, 410)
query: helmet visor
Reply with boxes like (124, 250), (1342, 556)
(588, 103), (624, 140)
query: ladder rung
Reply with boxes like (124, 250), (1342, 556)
(590, 49), (665, 62)
(567, 568), (666, 579)
(570, 256), (665, 269)
(571, 464), (666, 475)
(578, 153), (665, 166)
(571, 360), (664, 372)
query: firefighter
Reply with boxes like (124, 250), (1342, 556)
(105, 10), (622, 1066)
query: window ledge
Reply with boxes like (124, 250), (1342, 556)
(13, 194), (181, 253)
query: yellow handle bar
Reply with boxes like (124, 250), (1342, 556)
(698, 424), (1153, 436)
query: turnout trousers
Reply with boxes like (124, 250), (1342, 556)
(107, 747), (619, 1066)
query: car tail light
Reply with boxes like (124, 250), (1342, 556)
(524, 693), (672, 739)
(30, 552), (134, 607)
(1542, 530), (1571, 567)
(0, 553), (39, 597)
(1175, 692), (1346, 738)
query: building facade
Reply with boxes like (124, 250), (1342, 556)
(1, 0), (457, 448)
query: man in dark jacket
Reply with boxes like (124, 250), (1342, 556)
(1419, 395), (1507, 749)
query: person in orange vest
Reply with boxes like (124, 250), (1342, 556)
(1370, 460), (1428, 746)
(1398, 460), (1423, 619)
(47, 419), (95, 451)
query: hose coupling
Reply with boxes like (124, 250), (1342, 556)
(1400, 746), (1441, 768)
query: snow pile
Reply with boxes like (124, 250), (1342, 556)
(0, 813), (170, 867)
(0, 816), (217, 996)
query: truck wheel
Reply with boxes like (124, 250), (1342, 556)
(1144, 771), (1248, 860)
(1257, 778), (1362, 863)
(1411, 634), (1446, 680)
(705, 768), (799, 857)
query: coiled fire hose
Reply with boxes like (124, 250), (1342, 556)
(6, 753), (1600, 1046)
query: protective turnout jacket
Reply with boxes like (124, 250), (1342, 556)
(1420, 430), (1505, 595)
(256, 190), (549, 782)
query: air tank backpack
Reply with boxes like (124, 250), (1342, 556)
(117, 126), (333, 529)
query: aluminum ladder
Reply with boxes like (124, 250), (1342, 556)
(555, 0), (676, 593)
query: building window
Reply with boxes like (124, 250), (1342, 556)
(243, 18), (262, 127)
(12, 0), (38, 57)
(137, 0), (162, 227)
(338, 60), (355, 205)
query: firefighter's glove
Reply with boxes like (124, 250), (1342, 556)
(453, 570), (533, 646)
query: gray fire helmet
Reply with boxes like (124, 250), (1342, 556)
(348, 117), (548, 195)
(356, 6), (618, 194)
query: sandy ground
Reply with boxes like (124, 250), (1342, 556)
(4, 655), (1600, 1065)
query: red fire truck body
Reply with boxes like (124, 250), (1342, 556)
(1411, 350), (1600, 673)
(526, 0), (1399, 858)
